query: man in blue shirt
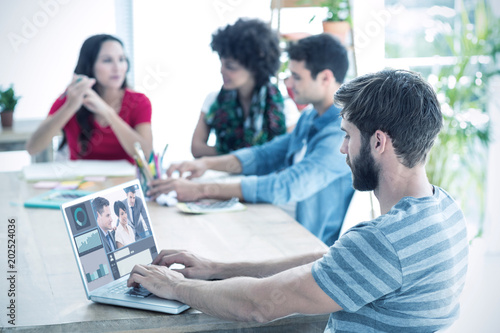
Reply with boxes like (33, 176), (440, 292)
(149, 34), (354, 246)
(131, 69), (468, 332)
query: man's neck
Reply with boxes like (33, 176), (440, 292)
(313, 85), (339, 116)
(375, 164), (433, 215)
(312, 101), (333, 116)
(99, 225), (110, 236)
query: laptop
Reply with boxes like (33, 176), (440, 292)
(60, 179), (189, 314)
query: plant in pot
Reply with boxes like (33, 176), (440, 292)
(0, 85), (21, 128)
(298, 0), (351, 44)
(306, 0), (351, 44)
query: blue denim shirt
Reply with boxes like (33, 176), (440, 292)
(232, 105), (354, 246)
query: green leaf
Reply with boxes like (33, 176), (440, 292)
(0, 85), (21, 112)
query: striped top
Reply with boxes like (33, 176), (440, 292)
(312, 186), (468, 332)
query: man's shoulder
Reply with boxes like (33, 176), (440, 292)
(374, 187), (466, 246)
(298, 106), (316, 120)
(292, 108), (316, 136)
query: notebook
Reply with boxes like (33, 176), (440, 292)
(24, 189), (93, 209)
(60, 179), (189, 314)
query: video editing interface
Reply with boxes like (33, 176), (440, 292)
(65, 183), (158, 292)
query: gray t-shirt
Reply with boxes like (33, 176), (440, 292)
(312, 186), (468, 332)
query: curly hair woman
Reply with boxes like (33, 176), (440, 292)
(27, 34), (152, 164)
(191, 18), (299, 157)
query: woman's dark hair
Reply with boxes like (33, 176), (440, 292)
(287, 33), (348, 83)
(114, 200), (127, 217)
(210, 18), (280, 88)
(335, 69), (443, 168)
(59, 34), (128, 155)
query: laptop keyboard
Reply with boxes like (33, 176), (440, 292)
(109, 282), (152, 298)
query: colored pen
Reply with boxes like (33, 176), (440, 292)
(133, 142), (153, 181)
(154, 153), (161, 179)
(160, 143), (169, 174)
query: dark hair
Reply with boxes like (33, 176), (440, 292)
(124, 185), (136, 194)
(114, 200), (126, 216)
(59, 34), (129, 155)
(287, 33), (348, 83)
(335, 69), (443, 168)
(211, 18), (280, 88)
(92, 196), (110, 215)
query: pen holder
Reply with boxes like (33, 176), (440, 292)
(136, 156), (160, 201)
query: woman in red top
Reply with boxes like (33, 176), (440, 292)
(27, 34), (152, 164)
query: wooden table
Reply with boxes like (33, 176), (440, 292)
(0, 172), (329, 332)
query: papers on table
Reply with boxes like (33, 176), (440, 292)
(22, 160), (135, 181)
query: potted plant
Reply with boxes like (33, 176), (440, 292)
(0, 85), (21, 128)
(304, 0), (351, 43)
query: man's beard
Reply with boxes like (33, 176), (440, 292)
(347, 138), (380, 191)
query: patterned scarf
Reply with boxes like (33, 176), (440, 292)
(205, 82), (286, 154)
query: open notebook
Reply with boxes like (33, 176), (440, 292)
(60, 179), (189, 314)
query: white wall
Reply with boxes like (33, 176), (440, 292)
(0, 0), (116, 120)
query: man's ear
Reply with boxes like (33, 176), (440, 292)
(372, 130), (388, 154)
(319, 68), (335, 85)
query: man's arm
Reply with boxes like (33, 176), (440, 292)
(166, 155), (242, 179)
(148, 178), (243, 202)
(152, 250), (326, 280)
(240, 131), (350, 204)
(128, 262), (341, 323)
(150, 134), (291, 201)
(167, 133), (291, 180)
(149, 154), (244, 201)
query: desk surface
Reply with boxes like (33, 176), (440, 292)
(0, 172), (329, 332)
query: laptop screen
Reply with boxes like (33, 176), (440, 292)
(61, 179), (158, 293)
